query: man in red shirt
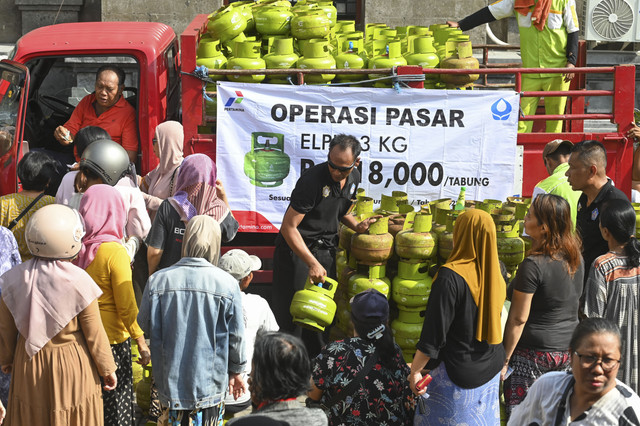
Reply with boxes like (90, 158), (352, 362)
(54, 65), (138, 163)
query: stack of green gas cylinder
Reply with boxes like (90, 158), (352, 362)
(197, 0), (480, 91)
(330, 191), (530, 362)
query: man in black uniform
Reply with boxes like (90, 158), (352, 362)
(566, 140), (631, 279)
(272, 134), (377, 355)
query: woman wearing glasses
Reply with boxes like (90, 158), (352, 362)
(508, 318), (640, 424)
(583, 198), (640, 393)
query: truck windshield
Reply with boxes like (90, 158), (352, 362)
(0, 70), (22, 157)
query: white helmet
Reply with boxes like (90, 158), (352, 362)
(26, 204), (85, 259)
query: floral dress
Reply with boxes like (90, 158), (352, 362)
(312, 337), (415, 426)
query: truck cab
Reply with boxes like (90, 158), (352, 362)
(0, 21), (181, 196)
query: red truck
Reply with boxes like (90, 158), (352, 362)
(0, 14), (635, 282)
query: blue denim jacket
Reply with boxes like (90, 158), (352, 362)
(138, 257), (246, 410)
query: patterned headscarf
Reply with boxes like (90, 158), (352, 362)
(168, 154), (229, 223)
(441, 209), (506, 345)
(74, 184), (127, 269)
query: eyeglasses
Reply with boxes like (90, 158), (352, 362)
(574, 351), (620, 372)
(152, 138), (158, 144)
(327, 156), (356, 173)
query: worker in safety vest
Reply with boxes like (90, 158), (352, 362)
(448, 0), (580, 133)
(531, 139), (581, 228)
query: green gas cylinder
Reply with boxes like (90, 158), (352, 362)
(347, 264), (391, 299)
(230, 1), (256, 35)
(227, 41), (266, 83)
(264, 38), (299, 84)
(431, 200), (452, 238)
(392, 260), (432, 307)
(131, 340), (143, 392)
(207, 6), (248, 42)
(405, 36), (439, 88)
(254, 5), (293, 35)
(395, 212), (437, 260)
(335, 41), (366, 83)
(244, 132), (290, 187)
(369, 42), (407, 88)
(477, 199), (503, 213)
(136, 365), (152, 415)
(196, 37), (228, 81)
(492, 209), (525, 278)
(335, 20), (356, 33)
(297, 40), (336, 84)
(438, 210), (461, 263)
(392, 306), (426, 363)
(291, 9), (331, 40)
(290, 277), (338, 332)
(222, 32), (247, 57)
(633, 203), (640, 237)
(317, 1), (337, 27)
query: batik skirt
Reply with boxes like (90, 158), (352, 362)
(503, 347), (570, 416)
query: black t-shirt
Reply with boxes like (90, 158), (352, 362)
(512, 255), (584, 351)
(576, 180), (629, 276)
(146, 199), (239, 271)
(416, 267), (505, 389)
(277, 162), (360, 248)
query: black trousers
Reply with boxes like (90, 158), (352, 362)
(271, 241), (336, 357)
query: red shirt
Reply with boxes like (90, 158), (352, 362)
(65, 93), (139, 152)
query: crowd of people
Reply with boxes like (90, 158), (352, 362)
(1, 62), (640, 426)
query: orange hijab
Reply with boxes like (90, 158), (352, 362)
(442, 209), (506, 344)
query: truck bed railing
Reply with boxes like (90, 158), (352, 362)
(198, 64), (632, 129)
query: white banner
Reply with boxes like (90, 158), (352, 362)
(216, 82), (519, 232)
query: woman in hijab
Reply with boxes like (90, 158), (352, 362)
(139, 121), (184, 221)
(409, 209), (506, 425)
(0, 204), (117, 425)
(146, 153), (238, 275)
(138, 215), (246, 426)
(0, 227), (20, 413)
(75, 184), (150, 426)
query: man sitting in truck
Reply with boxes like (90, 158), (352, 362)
(53, 65), (138, 163)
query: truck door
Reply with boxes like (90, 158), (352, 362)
(0, 60), (30, 195)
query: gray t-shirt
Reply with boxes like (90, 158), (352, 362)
(512, 254), (584, 351)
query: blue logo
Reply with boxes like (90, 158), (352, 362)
(491, 98), (512, 121)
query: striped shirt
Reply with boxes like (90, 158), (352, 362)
(583, 251), (640, 393)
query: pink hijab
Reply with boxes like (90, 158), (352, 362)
(74, 184), (127, 269)
(168, 154), (229, 223)
(1, 258), (102, 358)
(144, 121), (184, 200)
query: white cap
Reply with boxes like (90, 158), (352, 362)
(219, 249), (262, 281)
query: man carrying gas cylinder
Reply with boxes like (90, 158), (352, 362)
(272, 134), (378, 356)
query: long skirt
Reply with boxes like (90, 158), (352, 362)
(158, 401), (225, 426)
(503, 347), (570, 416)
(102, 339), (134, 426)
(414, 363), (500, 426)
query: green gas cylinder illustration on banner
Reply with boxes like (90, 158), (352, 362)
(244, 132), (291, 187)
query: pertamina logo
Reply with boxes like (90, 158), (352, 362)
(224, 91), (245, 111)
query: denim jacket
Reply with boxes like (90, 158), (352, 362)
(138, 257), (246, 410)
